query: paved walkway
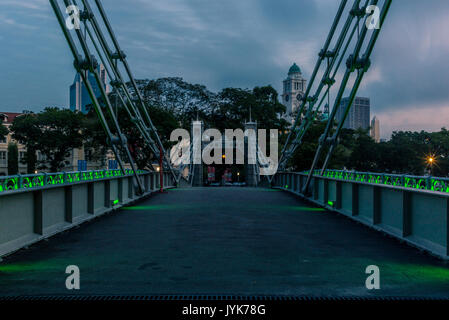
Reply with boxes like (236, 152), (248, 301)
(1, 187), (449, 297)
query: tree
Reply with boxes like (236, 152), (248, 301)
(36, 108), (85, 172)
(82, 110), (109, 166)
(203, 86), (288, 133)
(115, 104), (179, 170)
(0, 123), (8, 141)
(7, 143), (18, 175)
(11, 108), (85, 172)
(10, 111), (40, 173)
(346, 128), (378, 171)
(290, 120), (327, 171)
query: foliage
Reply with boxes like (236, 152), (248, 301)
(7, 143), (18, 175)
(11, 108), (85, 172)
(8, 77), (447, 177)
(0, 123), (8, 141)
(10, 112), (40, 173)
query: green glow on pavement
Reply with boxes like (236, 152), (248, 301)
(386, 263), (449, 282)
(122, 204), (184, 211)
(270, 205), (325, 212)
(288, 206), (325, 212)
(0, 260), (65, 273)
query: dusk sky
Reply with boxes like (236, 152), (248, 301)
(0, 0), (448, 139)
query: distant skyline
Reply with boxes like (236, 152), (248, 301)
(0, 0), (448, 139)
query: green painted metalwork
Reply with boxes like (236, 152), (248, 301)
(0, 169), (147, 194)
(302, 169), (449, 194)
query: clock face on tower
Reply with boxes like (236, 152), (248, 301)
(296, 93), (303, 101)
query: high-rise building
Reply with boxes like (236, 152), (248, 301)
(69, 64), (108, 114)
(370, 116), (380, 142)
(282, 63), (307, 122)
(335, 96), (370, 130)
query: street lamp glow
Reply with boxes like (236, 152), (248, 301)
(428, 157), (434, 164)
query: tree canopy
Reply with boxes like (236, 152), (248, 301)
(11, 108), (85, 172)
(0, 123), (7, 141)
(7, 77), (447, 178)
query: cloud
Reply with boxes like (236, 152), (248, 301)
(0, 0), (447, 141)
(376, 101), (449, 139)
(0, 14), (39, 30)
(0, 0), (48, 11)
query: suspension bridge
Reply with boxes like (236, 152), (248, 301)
(1, 0), (449, 298)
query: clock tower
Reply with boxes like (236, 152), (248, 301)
(282, 63), (306, 122)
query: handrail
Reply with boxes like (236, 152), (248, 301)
(280, 169), (449, 193)
(0, 169), (148, 194)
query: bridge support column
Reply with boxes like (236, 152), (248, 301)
(128, 177), (134, 199)
(402, 191), (412, 237)
(335, 181), (342, 210)
(144, 174), (150, 192)
(446, 198), (449, 256)
(118, 178), (123, 204)
(65, 186), (73, 223)
(33, 190), (43, 235)
(351, 183), (359, 216)
(313, 177), (319, 200)
(87, 183), (94, 214)
(323, 179), (329, 204)
(373, 186), (381, 225)
(104, 180), (111, 208)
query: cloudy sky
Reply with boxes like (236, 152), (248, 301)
(0, 0), (448, 138)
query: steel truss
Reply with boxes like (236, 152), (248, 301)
(49, 0), (180, 194)
(276, 0), (391, 193)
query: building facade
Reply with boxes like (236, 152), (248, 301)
(0, 113), (27, 175)
(282, 63), (306, 122)
(0, 112), (114, 176)
(336, 96), (370, 130)
(370, 116), (380, 142)
(70, 64), (108, 114)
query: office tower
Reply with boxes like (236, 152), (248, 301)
(69, 64), (108, 114)
(336, 96), (370, 130)
(370, 116), (380, 142)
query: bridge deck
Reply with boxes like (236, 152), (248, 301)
(1, 187), (449, 297)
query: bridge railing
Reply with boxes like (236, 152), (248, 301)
(0, 169), (148, 194)
(316, 169), (449, 193)
(0, 169), (176, 257)
(274, 171), (449, 260)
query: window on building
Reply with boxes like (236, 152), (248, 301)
(0, 151), (7, 165)
(37, 151), (47, 162)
